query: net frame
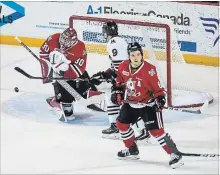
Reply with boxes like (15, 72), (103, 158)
(69, 15), (213, 108)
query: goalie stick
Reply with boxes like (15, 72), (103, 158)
(14, 67), (90, 81)
(14, 66), (106, 84)
(122, 100), (208, 114)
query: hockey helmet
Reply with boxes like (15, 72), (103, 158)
(102, 21), (118, 36)
(59, 27), (78, 49)
(127, 42), (143, 56)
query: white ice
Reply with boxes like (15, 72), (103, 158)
(1, 45), (219, 174)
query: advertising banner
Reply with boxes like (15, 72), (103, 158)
(0, 1), (219, 66)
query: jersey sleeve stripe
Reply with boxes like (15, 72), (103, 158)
(70, 64), (82, 77)
(112, 60), (124, 65)
(112, 60), (124, 63)
(111, 60), (124, 70)
(39, 56), (49, 59)
(39, 52), (49, 59)
(39, 52), (49, 55)
(73, 64), (83, 75)
(39, 52), (49, 56)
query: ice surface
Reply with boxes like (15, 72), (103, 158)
(1, 45), (219, 174)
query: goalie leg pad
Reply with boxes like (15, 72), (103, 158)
(46, 97), (75, 122)
(53, 81), (76, 103)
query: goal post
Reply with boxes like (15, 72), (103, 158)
(69, 15), (213, 108)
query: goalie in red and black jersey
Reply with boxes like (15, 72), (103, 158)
(39, 27), (104, 121)
(111, 42), (184, 169)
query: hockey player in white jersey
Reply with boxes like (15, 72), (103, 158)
(92, 21), (151, 142)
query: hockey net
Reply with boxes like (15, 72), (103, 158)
(69, 15), (213, 108)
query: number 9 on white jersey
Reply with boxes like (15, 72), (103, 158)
(107, 36), (128, 70)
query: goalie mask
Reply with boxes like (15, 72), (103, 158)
(59, 27), (78, 50)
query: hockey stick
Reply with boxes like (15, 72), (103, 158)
(14, 67), (90, 81)
(180, 152), (219, 158)
(14, 37), (41, 61)
(122, 100), (208, 114)
(14, 36), (86, 102)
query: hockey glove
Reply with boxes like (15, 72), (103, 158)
(92, 69), (116, 82)
(155, 96), (166, 110)
(49, 50), (71, 76)
(89, 78), (102, 86)
(111, 86), (124, 105)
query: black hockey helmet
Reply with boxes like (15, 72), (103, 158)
(102, 21), (118, 36)
(127, 42), (143, 56)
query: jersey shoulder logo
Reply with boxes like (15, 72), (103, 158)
(110, 39), (116, 44)
(122, 70), (129, 76)
(148, 69), (155, 76)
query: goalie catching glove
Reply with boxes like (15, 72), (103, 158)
(49, 50), (71, 76)
(111, 85), (124, 105)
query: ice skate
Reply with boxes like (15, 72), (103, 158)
(118, 142), (140, 160)
(102, 123), (120, 139)
(169, 153), (184, 169)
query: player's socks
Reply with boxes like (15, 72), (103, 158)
(149, 129), (184, 169)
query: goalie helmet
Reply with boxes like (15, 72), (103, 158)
(59, 27), (78, 50)
(127, 42), (143, 56)
(102, 21), (118, 36)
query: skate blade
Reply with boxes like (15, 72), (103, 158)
(59, 115), (75, 122)
(66, 116), (76, 120)
(118, 155), (140, 160)
(59, 115), (67, 122)
(102, 133), (120, 140)
(171, 160), (184, 169)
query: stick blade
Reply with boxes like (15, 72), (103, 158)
(14, 67), (31, 78)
